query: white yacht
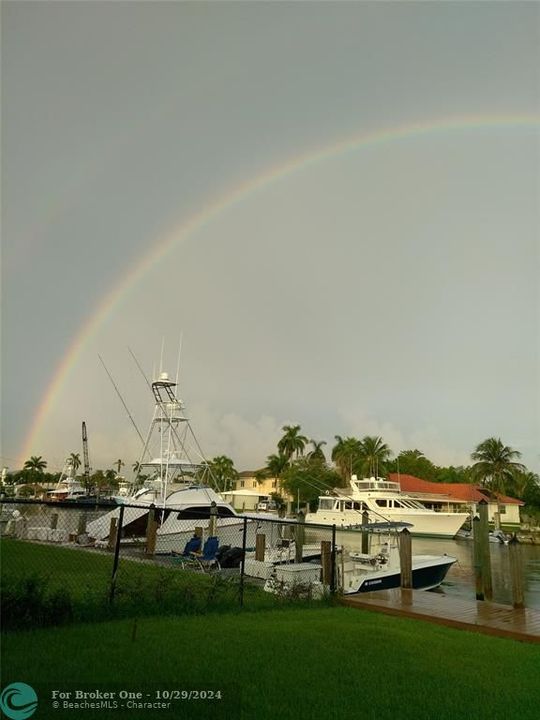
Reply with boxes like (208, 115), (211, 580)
(47, 458), (87, 502)
(306, 475), (468, 538)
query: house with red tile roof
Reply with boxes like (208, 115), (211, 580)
(388, 474), (523, 528)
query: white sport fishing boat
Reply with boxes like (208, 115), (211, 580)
(306, 475), (468, 538)
(340, 523), (457, 594)
(86, 370), (243, 547)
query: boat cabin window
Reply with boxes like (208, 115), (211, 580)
(176, 506), (237, 520)
(375, 499), (388, 507)
(319, 498), (334, 510)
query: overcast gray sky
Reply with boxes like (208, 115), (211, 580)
(2, 1), (539, 475)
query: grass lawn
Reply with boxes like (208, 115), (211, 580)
(1, 539), (286, 626)
(2, 608), (540, 720)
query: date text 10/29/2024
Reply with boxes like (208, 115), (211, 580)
(50, 689), (223, 704)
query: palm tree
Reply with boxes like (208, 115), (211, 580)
(264, 453), (290, 494)
(23, 455), (47, 497)
(471, 438), (525, 495)
(277, 425), (308, 461)
(331, 436), (363, 482)
(206, 455), (239, 493)
(356, 436), (392, 478)
(69, 453), (81, 475)
(307, 440), (327, 464)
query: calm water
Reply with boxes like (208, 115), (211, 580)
(412, 536), (540, 609)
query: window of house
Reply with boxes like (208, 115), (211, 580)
(240, 480), (245, 488)
(253, 481), (257, 488)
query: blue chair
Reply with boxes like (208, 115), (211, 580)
(194, 536), (220, 572)
(182, 535), (202, 556)
(172, 534), (202, 567)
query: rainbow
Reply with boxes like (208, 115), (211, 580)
(18, 113), (539, 466)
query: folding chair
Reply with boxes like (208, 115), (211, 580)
(193, 536), (221, 573)
(171, 534), (202, 568)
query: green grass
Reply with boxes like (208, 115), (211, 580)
(1, 539), (304, 628)
(2, 608), (540, 720)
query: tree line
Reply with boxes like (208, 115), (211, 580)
(6, 429), (540, 514)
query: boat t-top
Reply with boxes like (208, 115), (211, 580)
(306, 475), (468, 538)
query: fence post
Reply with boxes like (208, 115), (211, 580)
(361, 510), (369, 554)
(399, 528), (412, 589)
(109, 504), (125, 605)
(331, 525), (337, 594)
(478, 499), (493, 600)
(321, 540), (332, 586)
(295, 510), (305, 563)
(239, 517), (248, 608)
(509, 535), (525, 609)
(50, 512), (58, 530)
(473, 515), (484, 601)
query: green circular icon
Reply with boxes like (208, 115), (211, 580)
(0, 683), (38, 720)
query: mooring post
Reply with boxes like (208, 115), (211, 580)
(473, 515), (484, 601)
(361, 510), (369, 554)
(77, 512), (87, 537)
(399, 528), (412, 589)
(145, 505), (158, 556)
(478, 499), (493, 600)
(509, 535), (525, 609)
(255, 533), (266, 561)
(295, 510), (305, 563)
(321, 540), (332, 586)
(107, 518), (118, 551)
(208, 501), (218, 536)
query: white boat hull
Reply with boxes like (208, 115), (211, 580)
(307, 509), (466, 538)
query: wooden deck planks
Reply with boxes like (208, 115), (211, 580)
(340, 589), (540, 643)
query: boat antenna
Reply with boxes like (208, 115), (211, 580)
(98, 354), (145, 446)
(128, 347), (152, 392)
(159, 337), (165, 376)
(175, 333), (183, 387)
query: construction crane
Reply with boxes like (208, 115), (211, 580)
(82, 421), (91, 490)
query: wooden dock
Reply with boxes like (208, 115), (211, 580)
(340, 589), (540, 643)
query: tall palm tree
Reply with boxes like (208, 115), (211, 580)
(356, 436), (392, 478)
(307, 440), (327, 464)
(23, 455), (47, 497)
(277, 425), (308, 461)
(471, 438), (525, 496)
(331, 436), (363, 482)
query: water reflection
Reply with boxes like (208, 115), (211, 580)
(413, 536), (540, 608)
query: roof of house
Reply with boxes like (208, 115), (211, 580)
(388, 473), (523, 505)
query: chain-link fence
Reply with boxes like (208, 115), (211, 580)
(1, 499), (342, 630)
